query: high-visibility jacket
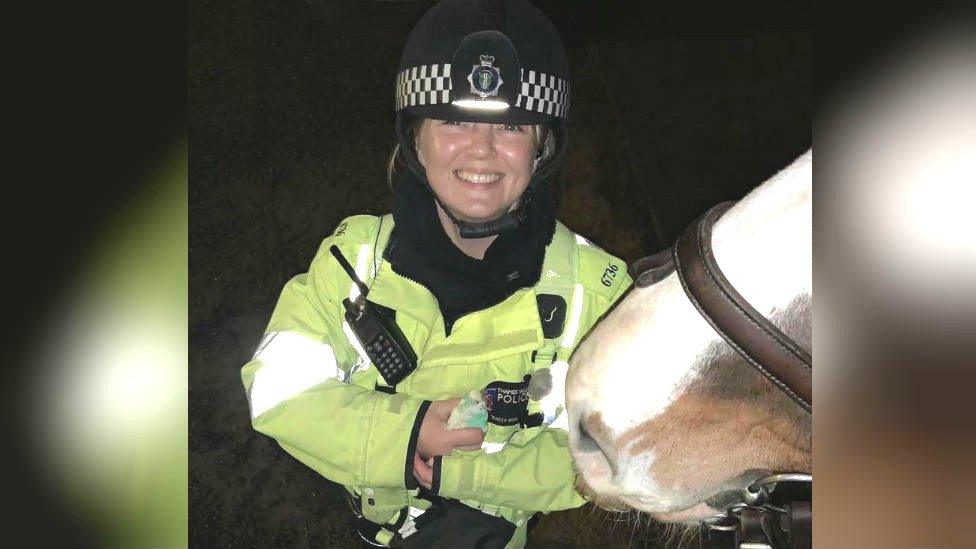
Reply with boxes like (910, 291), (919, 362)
(242, 214), (632, 548)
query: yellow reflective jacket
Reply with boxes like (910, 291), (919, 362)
(241, 214), (631, 547)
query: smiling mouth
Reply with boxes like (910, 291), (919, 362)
(454, 169), (503, 184)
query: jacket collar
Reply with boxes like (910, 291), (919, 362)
(385, 169), (556, 335)
(366, 260), (544, 366)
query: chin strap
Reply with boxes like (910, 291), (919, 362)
(435, 185), (532, 239)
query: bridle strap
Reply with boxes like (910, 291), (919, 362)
(787, 501), (812, 549)
(673, 201), (812, 413)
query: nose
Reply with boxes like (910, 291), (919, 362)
(467, 124), (496, 158)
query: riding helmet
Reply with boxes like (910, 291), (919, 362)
(394, 0), (571, 238)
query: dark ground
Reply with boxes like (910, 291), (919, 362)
(189, 0), (810, 546)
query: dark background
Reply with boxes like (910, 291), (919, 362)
(189, 0), (810, 546)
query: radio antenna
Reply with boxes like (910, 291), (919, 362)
(329, 245), (370, 298)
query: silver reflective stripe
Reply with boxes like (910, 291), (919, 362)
(539, 360), (569, 431)
(348, 243), (371, 301)
(574, 233), (591, 247)
(397, 506), (426, 539)
(560, 284), (585, 348)
(249, 331), (339, 419)
(481, 441), (506, 454)
(342, 320), (370, 377)
(343, 243), (374, 375)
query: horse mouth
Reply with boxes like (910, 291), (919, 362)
(651, 471), (772, 524)
(575, 475), (632, 512)
(652, 502), (724, 524)
(604, 477), (764, 524)
(576, 467), (772, 523)
(583, 490), (726, 525)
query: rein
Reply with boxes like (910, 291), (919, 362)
(631, 201), (813, 549)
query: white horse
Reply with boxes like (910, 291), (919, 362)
(566, 150), (812, 524)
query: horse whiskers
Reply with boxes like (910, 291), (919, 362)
(655, 520), (702, 549)
(617, 510), (703, 549)
(581, 502), (708, 548)
(597, 506), (657, 548)
(629, 509), (641, 546)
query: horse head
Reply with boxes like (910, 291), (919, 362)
(566, 151), (812, 524)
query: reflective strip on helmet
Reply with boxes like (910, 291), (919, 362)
(249, 331), (339, 419)
(451, 99), (509, 111)
(560, 284), (585, 348)
(539, 360), (569, 431)
(482, 441), (506, 454)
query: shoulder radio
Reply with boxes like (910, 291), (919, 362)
(329, 245), (418, 387)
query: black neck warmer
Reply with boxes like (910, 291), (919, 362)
(385, 169), (557, 335)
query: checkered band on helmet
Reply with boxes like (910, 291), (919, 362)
(395, 65), (570, 119)
(515, 69), (570, 118)
(395, 64), (453, 110)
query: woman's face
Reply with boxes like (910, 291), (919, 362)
(416, 119), (537, 223)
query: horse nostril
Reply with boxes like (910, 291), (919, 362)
(576, 418), (602, 454)
(575, 413), (619, 477)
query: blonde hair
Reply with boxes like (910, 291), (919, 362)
(387, 119), (554, 188)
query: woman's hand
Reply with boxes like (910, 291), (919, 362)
(416, 398), (485, 459)
(413, 399), (485, 490)
(412, 452), (435, 490)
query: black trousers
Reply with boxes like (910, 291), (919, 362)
(358, 497), (519, 549)
(394, 498), (516, 549)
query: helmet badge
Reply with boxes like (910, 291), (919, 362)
(468, 55), (504, 98)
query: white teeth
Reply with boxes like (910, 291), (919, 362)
(455, 170), (502, 184)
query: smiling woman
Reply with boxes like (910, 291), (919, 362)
(419, 120), (535, 219)
(416, 120), (539, 258)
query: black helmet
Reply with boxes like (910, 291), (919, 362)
(394, 0), (570, 238)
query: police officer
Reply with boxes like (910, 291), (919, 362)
(242, 1), (632, 546)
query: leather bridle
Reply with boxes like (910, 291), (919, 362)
(631, 201), (812, 549)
